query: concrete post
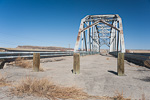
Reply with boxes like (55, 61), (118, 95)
(117, 52), (124, 76)
(73, 53), (80, 74)
(33, 53), (40, 72)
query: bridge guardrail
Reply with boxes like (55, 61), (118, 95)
(0, 51), (100, 59)
(109, 51), (150, 68)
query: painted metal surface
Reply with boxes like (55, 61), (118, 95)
(74, 14), (125, 53)
(0, 51), (99, 59)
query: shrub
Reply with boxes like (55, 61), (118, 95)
(15, 57), (44, 71)
(10, 77), (89, 100)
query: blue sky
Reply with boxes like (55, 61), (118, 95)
(0, 0), (150, 49)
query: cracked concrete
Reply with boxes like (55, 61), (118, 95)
(0, 54), (150, 99)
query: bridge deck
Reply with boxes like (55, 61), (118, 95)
(0, 55), (150, 99)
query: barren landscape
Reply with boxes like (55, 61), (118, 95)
(0, 54), (150, 100)
(0, 0), (150, 99)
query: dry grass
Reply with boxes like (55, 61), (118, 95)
(125, 50), (130, 53)
(15, 57), (44, 71)
(113, 90), (131, 100)
(15, 57), (32, 68)
(10, 77), (89, 100)
(0, 73), (10, 87)
(8, 77), (136, 100)
(0, 73), (6, 87)
(144, 60), (150, 68)
(141, 94), (146, 100)
(9, 77), (133, 100)
(106, 58), (110, 60)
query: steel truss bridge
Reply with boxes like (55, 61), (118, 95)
(74, 14), (125, 53)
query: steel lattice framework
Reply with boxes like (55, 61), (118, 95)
(74, 14), (125, 53)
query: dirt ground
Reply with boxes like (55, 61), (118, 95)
(0, 54), (150, 99)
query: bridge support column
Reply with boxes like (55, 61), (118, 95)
(110, 21), (116, 52)
(81, 32), (84, 51)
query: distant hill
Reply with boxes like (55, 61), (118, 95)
(16, 46), (73, 51)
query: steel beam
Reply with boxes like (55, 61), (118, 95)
(74, 14), (125, 53)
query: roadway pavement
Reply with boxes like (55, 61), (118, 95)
(0, 54), (150, 99)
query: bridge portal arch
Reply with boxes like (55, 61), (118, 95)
(74, 14), (125, 53)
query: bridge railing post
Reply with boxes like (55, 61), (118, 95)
(73, 53), (80, 74)
(33, 53), (40, 72)
(117, 52), (124, 76)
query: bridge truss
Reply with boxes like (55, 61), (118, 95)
(74, 14), (125, 53)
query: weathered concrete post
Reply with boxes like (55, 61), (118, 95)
(33, 53), (40, 72)
(117, 53), (124, 76)
(73, 53), (80, 74)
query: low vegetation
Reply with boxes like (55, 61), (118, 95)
(144, 60), (150, 68)
(113, 90), (131, 100)
(10, 77), (89, 100)
(106, 58), (110, 60)
(15, 57), (44, 71)
(0, 73), (10, 87)
(15, 57), (32, 68)
(9, 77), (132, 100)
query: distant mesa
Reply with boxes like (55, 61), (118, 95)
(16, 46), (74, 51)
(0, 46), (74, 52)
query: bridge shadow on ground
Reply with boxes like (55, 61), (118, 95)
(134, 77), (150, 82)
(108, 70), (118, 75)
(100, 53), (114, 57)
